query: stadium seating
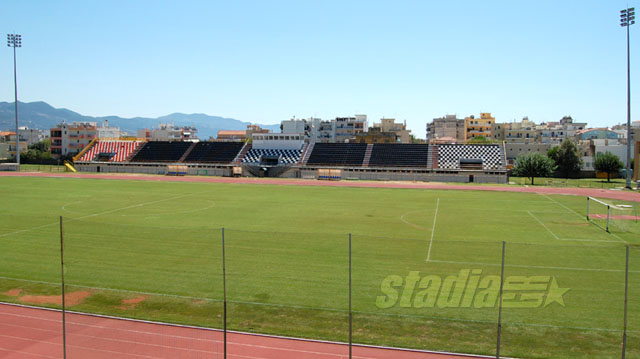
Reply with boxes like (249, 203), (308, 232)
(306, 143), (367, 166)
(242, 148), (302, 165)
(183, 142), (245, 164)
(437, 144), (505, 170)
(368, 144), (429, 167)
(130, 141), (193, 162)
(77, 140), (143, 162)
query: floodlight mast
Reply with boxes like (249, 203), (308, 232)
(621, 9), (635, 188)
(7, 33), (22, 166)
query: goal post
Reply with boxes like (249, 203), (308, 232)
(587, 197), (637, 233)
(587, 196), (611, 232)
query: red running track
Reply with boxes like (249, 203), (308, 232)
(0, 303), (489, 359)
(2, 171), (639, 203)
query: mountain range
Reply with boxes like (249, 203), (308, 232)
(0, 101), (280, 139)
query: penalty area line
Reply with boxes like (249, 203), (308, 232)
(426, 198), (440, 262)
(527, 210), (618, 243)
(527, 210), (560, 240)
(540, 194), (627, 243)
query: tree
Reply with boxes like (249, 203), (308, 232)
(467, 136), (494, 144)
(554, 139), (583, 178)
(547, 146), (559, 163)
(28, 138), (50, 152)
(17, 139), (53, 164)
(512, 153), (556, 185)
(594, 152), (624, 182)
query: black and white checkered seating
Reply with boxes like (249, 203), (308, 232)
(242, 149), (302, 165)
(438, 144), (505, 170)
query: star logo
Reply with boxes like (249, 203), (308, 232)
(543, 277), (570, 307)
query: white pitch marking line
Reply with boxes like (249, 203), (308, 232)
(526, 211), (610, 242)
(540, 194), (627, 244)
(527, 210), (560, 240)
(428, 259), (640, 274)
(426, 198), (440, 262)
(540, 194), (584, 220)
(558, 238), (619, 243)
(0, 192), (203, 239)
(399, 210), (429, 230)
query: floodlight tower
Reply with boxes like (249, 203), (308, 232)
(7, 33), (22, 165)
(621, 9), (635, 188)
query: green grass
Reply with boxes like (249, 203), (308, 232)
(0, 176), (639, 358)
(509, 176), (633, 189)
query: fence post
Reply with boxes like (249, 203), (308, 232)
(59, 216), (67, 359)
(349, 233), (352, 359)
(622, 245), (629, 359)
(222, 227), (227, 359)
(496, 241), (506, 359)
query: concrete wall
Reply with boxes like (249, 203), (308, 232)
(76, 163), (233, 177)
(76, 163), (507, 183)
(302, 167), (506, 183)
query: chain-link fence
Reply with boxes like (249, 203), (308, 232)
(0, 218), (637, 358)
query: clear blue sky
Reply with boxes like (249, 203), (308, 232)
(1, 0), (637, 138)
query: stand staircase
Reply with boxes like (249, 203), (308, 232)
(362, 144), (373, 167)
(300, 142), (315, 165)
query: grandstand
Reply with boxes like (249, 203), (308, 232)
(306, 143), (368, 166)
(435, 144), (505, 171)
(74, 140), (508, 183)
(368, 143), (430, 167)
(242, 148), (303, 165)
(75, 140), (143, 162)
(183, 142), (245, 164)
(129, 141), (193, 162)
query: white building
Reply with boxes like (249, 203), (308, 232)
(137, 123), (198, 141)
(96, 120), (121, 139)
(252, 133), (305, 150)
(335, 115), (367, 143)
(281, 117), (336, 143)
(17, 127), (49, 146)
(593, 139), (628, 165)
(537, 116), (587, 144)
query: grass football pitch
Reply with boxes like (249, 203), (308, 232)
(0, 176), (639, 358)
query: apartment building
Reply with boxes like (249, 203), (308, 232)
(137, 123), (198, 141)
(426, 115), (465, 143)
(96, 120), (121, 139)
(537, 116), (587, 144)
(464, 113), (494, 141)
(372, 118), (412, 143)
(50, 121), (97, 159)
(335, 115), (367, 143)
(281, 117), (335, 143)
(503, 117), (538, 144)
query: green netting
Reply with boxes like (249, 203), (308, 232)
(1, 214), (638, 359)
(501, 242), (629, 359)
(627, 246), (640, 359)
(352, 236), (502, 356)
(61, 218), (224, 357)
(224, 229), (348, 343)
